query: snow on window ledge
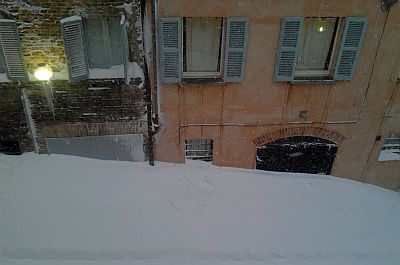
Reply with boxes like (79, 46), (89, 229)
(0, 73), (11, 83)
(89, 64), (125, 79)
(378, 150), (400, 162)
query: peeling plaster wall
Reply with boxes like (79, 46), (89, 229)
(154, 0), (400, 190)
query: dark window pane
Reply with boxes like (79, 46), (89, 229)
(86, 18), (108, 68)
(108, 17), (124, 66)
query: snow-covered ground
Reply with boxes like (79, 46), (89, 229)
(0, 153), (399, 265)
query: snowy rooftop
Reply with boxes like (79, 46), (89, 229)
(0, 153), (399, 265)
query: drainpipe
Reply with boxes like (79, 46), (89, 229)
(141, 0), (154, 166)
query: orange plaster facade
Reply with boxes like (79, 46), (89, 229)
(152, 0), (400, 191)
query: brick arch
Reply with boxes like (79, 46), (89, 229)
(253, 127), (345, 146)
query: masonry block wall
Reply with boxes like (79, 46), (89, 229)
(0, 84), (32, 152)
(0, 0), (148, 155)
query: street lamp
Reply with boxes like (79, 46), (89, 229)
(34, 64), (53, 81)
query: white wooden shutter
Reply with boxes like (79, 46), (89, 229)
(274, 17), (303, 81)
(224, 17), (249, 82)
(61, 16), (88, 83)
(158, 17), (182, 84)
(334, 17), (368, 80)
(0, 19), (28, 81)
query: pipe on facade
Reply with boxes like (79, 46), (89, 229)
(141, 0), (154, 166)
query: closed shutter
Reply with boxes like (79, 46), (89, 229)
(334, 17), (367, 81)
(274, 17), (303, 81)
(224, 17), (249, 82)
(61, 16), (88, 83)
(158, 17), (182, 84)
(0, 19), (28, 81)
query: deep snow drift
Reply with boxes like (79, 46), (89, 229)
(0, 153), (399, 265)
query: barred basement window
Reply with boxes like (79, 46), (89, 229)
(185, 139), (213, 162)
(378, 133), (400, 161)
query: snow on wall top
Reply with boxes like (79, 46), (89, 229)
(60, 15), (82, 24)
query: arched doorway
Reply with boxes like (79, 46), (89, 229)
(256, 136), (338, 175)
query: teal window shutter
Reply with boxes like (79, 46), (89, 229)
(0, 19), (28, 81)
(334, 17), (368, 81)
(224, 17), (249, 82)
(158, 17), (182, 84)
(274, 17), (303, 81)
(61, 16), (89, 83)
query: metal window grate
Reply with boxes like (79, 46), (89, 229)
(382, 133), (400, 152)
(185, 139), (213, 162)
(378, 132), (400, 161)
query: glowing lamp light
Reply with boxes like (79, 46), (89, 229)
(315, 18), (328, 33)
(34, 64), (53, 81)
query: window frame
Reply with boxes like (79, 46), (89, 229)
(274, 16), (367, 83)
(83, 16), (126, 79)
(378, 133), (400, 162)
(181, 17), (226, 80)
(294, 17), (344, 80)
(185, 139), (214, 162)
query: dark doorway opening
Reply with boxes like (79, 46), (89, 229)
(0, 140), (22, 155)
(256, 136), (338, 175)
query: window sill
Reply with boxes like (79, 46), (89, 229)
(181, 78), (225, 85)
(290, 79), (335, 85)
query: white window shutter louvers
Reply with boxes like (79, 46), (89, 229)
(0, 19), (28, 81)
(224, 17), (249, 82)
(158, 17), (182, 84)
(274, 17), (303, 81)
(334, 17), (368, 81)
(61, 16), (89, 83)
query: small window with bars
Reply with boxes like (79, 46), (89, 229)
(378, 132), (400, 161)
(185, 139), (213, 162)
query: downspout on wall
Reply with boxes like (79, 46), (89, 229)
(141, 0), (155, 166)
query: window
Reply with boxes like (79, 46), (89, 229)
(274, 17), (368, 82)
(378, 133), (400, 161)
(185, 139), (213, 162)
(158, 17), (249, 83)
(295, 17), (341, 79)
(61, 16), (127, 83)
(84, 17), (125, 79)
(183, 17), (224, 79)
(0, 19), (27, 81)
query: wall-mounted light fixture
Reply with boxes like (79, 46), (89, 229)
(34, 64), (53, 81)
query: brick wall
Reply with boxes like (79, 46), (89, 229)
(0, 0), (148, 155)
(1, 0), (143, 73)
(0, 85), (32, 152)
(23, 80), (148, 152)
